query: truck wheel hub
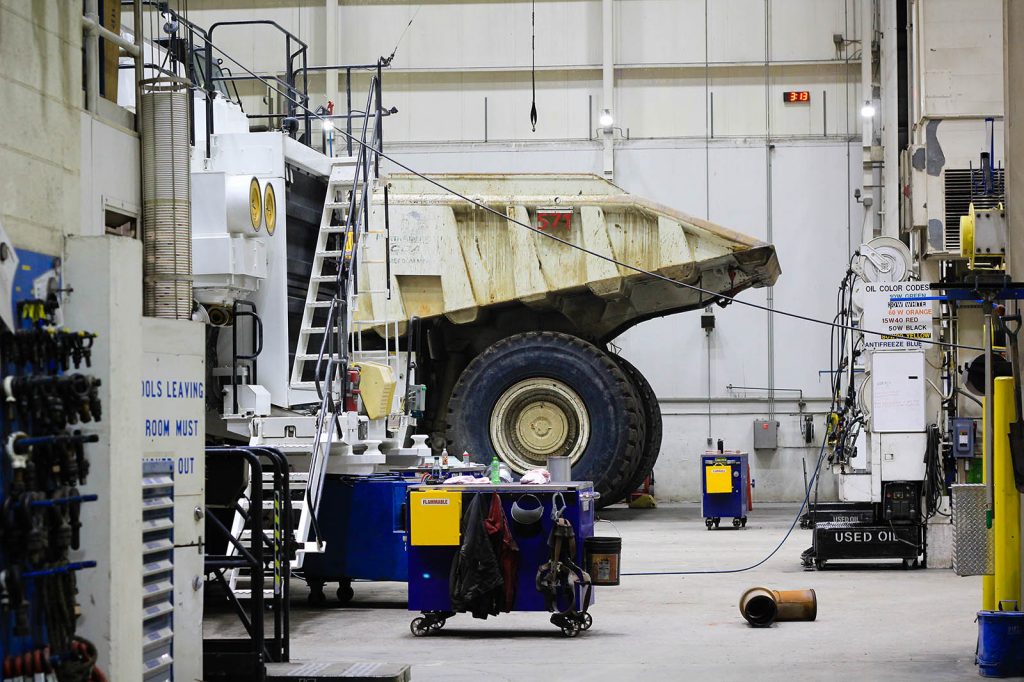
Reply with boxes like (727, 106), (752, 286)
(490, 378), (590, 472)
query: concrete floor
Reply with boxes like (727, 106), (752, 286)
(206, 503), (982, 681)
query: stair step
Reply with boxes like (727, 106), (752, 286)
(295, 353), (345, 361)
(263, 472), (310, 483)
(227, 589), (276, 600)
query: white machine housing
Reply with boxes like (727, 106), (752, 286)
(838, 349), (929, 503)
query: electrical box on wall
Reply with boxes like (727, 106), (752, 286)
(753, 419), (779, 450)
(950, 417), (976, 458)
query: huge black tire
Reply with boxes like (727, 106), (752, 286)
(607, 354), (663, 503)
(446, 332), (644, 505)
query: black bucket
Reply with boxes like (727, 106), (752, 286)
(584, 536), (622, 586)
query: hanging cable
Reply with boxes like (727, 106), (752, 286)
(529, 0), (538, 132)
(386, 4), (422, 64)
(188, 33), (986, 353)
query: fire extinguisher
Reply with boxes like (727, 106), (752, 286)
(344, 366), (361, 412)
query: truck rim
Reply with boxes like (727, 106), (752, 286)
(489, 378), (590, 472)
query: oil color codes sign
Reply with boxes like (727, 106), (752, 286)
(862, 281), (934, 350)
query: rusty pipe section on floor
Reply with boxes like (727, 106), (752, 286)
(739, 587), (817, 627)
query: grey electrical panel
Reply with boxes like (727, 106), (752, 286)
(753, 419), (779, 450)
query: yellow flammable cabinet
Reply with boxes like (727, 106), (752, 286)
(701, 452), (750, 529)
(409, 489), (463, 546)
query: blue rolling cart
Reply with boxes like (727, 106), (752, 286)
(406, 482), (600, 637)
(701, 452), (751, 529)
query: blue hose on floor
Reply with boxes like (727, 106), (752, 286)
(620, 433), (829, 576)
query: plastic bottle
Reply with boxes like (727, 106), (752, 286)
(489, 455), (501, 484)
(462, 451), (471, 466)
(441, 448), (449, 467)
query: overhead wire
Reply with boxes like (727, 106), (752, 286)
(386, 4), (422, 63)
(182, 19), (987, 354)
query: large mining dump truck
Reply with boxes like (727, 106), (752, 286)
(345, 172), (780, 504)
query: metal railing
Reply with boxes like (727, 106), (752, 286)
(204, 446), (292, 680)
(204, 20), (309, 152)
(304, 76), (385, 531)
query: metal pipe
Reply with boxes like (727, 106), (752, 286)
(82, 1), (100, 113)
(601, 0), (614, 178)
(738, 587), (777, 627)
(993, 377), (1021, 608)
(81, 13), (141, 57)
(985, 309), (995, 520)
(739, 587), (817, 627)
(726, 385), (804, 403)
(773, 589), (818, 621)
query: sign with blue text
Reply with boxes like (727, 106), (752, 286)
(862, 281), (934, 351)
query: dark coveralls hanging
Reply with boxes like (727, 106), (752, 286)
(449, 493), (520, 619)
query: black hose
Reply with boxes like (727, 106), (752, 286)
(621, 427), (830, 576)
(923, 423), (948, 518)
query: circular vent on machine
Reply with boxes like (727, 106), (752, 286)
(855, 236), (912, 283)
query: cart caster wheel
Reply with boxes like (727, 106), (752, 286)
(732, 518), (742, 528)
(307, 586), (327, 607)
(741, 517), (748, 528)
(815, 559), (826, 570)
(427, 618), (447, 631)
(410, 617), (430, 637)
(336, 584), (355, 604)
(705, 519), (714, 530)
(713, 518), (721, 528)
(579, 613), (593, 631)
(561, 622), (581, 638)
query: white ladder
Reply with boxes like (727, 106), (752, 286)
(290, 156), (361, 391)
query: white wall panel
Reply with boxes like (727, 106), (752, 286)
(707, 0), (766, 63)
(770, 64), (859, 137)
(616, 0), (706, 65)
(709, 67), (767, 137)
(341, 1), (601, 70)
(917, 0), (1003, 118)
(380, 70), (597, 142)
(769, 0), (851, 62)
(187, 1), (325, 74)
(616, 71), (707, 138)
(383, 142), (603, 175)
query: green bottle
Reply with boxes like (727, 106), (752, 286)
(490, 455), (501, 484)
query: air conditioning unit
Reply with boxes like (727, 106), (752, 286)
(914, 165), (1006, 261)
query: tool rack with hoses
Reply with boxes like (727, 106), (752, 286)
(0, 277), (105, 680)
(406, 482), (616, 638)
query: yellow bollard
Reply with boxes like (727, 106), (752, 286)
(983, 395), (995, 611)
(994, 377), (1022, 609)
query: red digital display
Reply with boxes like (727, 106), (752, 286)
(783, 90), (811, 103)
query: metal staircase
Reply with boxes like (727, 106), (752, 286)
(225, 77), (390, 597)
